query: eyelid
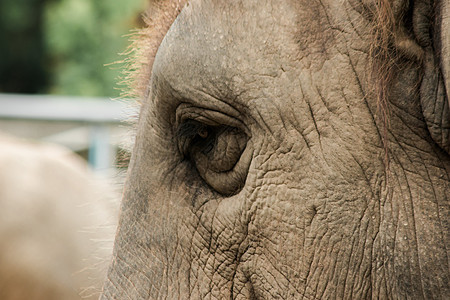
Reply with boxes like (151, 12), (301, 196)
(176, 119), (207, 140)
(174, 104), (251, 195)
(175, 104), (249, 136)
(176, 119), (209, 156)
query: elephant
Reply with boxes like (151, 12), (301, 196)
(102, 0), (449, 299)
(0, 133), (118, 300)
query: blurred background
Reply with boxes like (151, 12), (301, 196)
(1, 0), (145, 96)
(0, 0), (147, 175)
(0, 1), (148, 299)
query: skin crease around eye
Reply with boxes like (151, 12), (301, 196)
(190, 125), (247, 173)
(176, 118), (251, 195)
(174, 102), (252, 195)
(193, 127), (250, 195)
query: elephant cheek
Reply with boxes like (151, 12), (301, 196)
(101, 170), (194, 299)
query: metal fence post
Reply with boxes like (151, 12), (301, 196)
(88, 125), (111, 171)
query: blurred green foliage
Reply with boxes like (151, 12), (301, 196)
(0, 0), (146, 97)
(45, 0), (146, 97)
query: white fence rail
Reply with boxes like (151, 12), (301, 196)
(0, 93), (135, 171)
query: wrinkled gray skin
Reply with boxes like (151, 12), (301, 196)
(102, 0), (449, 299)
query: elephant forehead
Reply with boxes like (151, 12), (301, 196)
(151, 0), (374, 137)
(152, 0), (328, 102)
(150, 0), (382, 184)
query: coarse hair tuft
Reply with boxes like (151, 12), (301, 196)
(119, 0), (187, 104)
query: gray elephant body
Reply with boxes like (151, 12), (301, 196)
(102, 0), (449, 299)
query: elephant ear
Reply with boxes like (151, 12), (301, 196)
(407, 0), (450, 154)
(434, 0), (450, 154)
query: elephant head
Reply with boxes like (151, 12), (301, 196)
(102, 0), (449, 298)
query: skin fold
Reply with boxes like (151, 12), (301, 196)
(102, 0), (449, 299)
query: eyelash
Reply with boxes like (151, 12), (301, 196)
(177, 120), (215, 157)
(177, 119), (206, 139)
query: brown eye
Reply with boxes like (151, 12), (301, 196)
(197, 128), (208, 139)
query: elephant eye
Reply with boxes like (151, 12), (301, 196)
(176, 119), (250, 195)
(177, 119), (215, 155)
